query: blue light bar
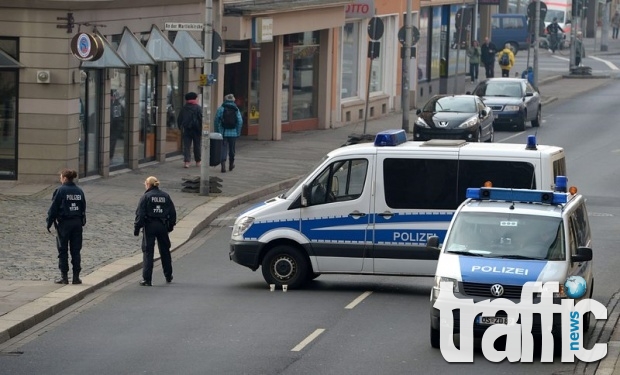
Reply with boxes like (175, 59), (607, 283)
(466, 187), (568, 204)
(555, 175), (567, 192)
(374, 129), (408, 147)
(526, 135), (537, 150)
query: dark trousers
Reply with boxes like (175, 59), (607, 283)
(576, 56), (582, 67)
(56, 219), (82, 274)
(483, 62), (495, 78)
(613, 27), (619, 39)
(183, 131), (201, 163)
(469, 63), (479, 81)
(501, 69), (510, 77)
(221, 136), (237, 165)
(141, 220), (172, 282)
(110, 119), (124, 160)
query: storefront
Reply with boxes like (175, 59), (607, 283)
(0, 38), (20, 180)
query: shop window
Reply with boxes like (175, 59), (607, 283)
(341, 22), (361, 99)
(0, 37), (18, 179)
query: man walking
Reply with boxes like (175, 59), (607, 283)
(177, 92), (202, 168)
(612, 11), (620, 39)
(134, 176), (177, 286)
(480, 37), (497, 78)
(214, 93), (243, 173)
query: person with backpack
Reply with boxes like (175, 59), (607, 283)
(497, 44), (515, 77)
(177, 92), (203, 168)
(214, 93), (243, 173)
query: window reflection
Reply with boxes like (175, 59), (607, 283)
(341, 22), (360, 99)
(110, 69), (128, 169)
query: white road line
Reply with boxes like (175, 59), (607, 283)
(345, 291), (373, 309)
(291, 328), (325, 352)
(498, 132), (525, 142)
(589, 55), (620, 70)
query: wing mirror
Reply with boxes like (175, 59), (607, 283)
(571, 247), (593, 263)
(416, 108), (422, 115)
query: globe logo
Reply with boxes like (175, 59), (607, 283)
(565, 276), (587, 299)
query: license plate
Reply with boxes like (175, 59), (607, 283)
(477, 316), (515, 325)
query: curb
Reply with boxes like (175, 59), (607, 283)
(0, 177), (300, 346)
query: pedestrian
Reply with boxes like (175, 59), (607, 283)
(612, 11), (620, 39)
(134, 176), (177, 286)
(214, 93), (243, 173)
(521, 66), (535, 86)
(467, 40), (481, 83)
(177, 92), (202, 169)
(575, 31), (586, 67)
(46, 169), (86, 285)
(497, 44), (515, 77)
(481, 37), (497, 78)
(545, 17), (564, 53)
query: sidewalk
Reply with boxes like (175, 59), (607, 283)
(1, 68), (618, 372)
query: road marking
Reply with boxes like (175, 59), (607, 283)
(499, 132), (525, 142)
(291, 328), (325, 352)
(345, 291), (373, 309)
(551, 55), (570, 61)
(589, 55), (619, 70)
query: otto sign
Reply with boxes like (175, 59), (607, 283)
(345, 0), (375, 18)
(164, 22), (204, 31)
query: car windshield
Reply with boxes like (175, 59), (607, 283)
(476, 82), (523, 97)
(424, 96), (476, 113)
(443, 212), (565, 260)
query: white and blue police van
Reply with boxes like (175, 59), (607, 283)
(429, 177), (593, 348)
(229, 130), (567, 289)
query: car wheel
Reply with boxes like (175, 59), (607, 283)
(261, 245), (309, 289)
(510, 42), (519, 55)
(431, 326), (440, 348)
(486, 125), (494, 142)
(532, 106), (542, 127)
(516, 111), (527, 131)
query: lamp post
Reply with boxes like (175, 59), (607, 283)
(200, 0), (213, 196)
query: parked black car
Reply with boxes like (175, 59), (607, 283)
(469, 78), (541, 131)
(413, 95), (494, 142)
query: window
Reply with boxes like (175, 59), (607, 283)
(308, 159), (368, 206)
(0, 37), (18, 179)
(341, 22), (361, 99)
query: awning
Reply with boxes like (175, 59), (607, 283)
(173, 31), (205, 59)
(225, 0), (350, 15)
(81, 31), (129, 69)
(116, 27), (156, 65)
(146, 24), (183, 62)
(0, 49), (24, 68)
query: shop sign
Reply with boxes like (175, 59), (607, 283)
(164, 22), (204, 31)
(70, 32), (104, 61)
(253, 18), (273, 43)
(345, 0), (375, 18)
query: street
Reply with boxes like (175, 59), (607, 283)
(1, 77), (620, 374)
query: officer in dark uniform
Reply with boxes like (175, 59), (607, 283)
(46, 169), (86, 284)
(134, 176), (177, 286)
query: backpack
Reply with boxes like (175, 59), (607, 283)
(500, 51), (510, 66)
(181, 105), (201, 132)
(221, 105), (238, 130)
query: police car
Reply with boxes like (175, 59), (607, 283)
(429, 177), (593, 348)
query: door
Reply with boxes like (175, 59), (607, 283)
(299, 157), (373, 273)
(79, 70), (102, 177)
(138, 65), (157, 162)
(372, 153), (459, 275)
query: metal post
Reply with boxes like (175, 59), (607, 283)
(533, 0), (540, 87)
(454, 1), (466, 92)
(601, 1), (610, 51)
(474, 0), (479, 42)
(200, 0), (213, 196)
(402, 0), (412, 132)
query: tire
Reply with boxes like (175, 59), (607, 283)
(261, 245), (309, 289)
(431, 326), (440, 348)
(516, 112), (527, 131)
(509, 42), (519, 55)
(532, 106), (541, 127)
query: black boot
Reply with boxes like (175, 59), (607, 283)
(221, 162), (226, 173)
(55, 273), (68, 284)
(72, 272), (82, 285)
(229, 160), (235, 171)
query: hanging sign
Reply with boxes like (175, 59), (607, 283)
(70, 32), (104, 61)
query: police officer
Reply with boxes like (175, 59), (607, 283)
(46, 169), (86, 285)
(134, 176), (177, 286)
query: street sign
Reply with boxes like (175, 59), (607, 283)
(367, 17), (384, 41)
(527, 1), (548, 19)
(398, 26), (420, 46)
(164, 22), (204, 31)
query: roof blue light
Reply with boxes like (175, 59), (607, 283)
(374, 129), (408, 147)
(526, 135), (537, 150)
(555, 175), (568, 192)
(466, 187), (568, 204)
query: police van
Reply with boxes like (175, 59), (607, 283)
(229, 129), (567, 289)
(429, 178), (593, 348)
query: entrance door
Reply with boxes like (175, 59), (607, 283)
(138, 65), (157, 162)
(79, 70), (102, 177)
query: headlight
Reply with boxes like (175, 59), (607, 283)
(415, 117), (430, 128)
(458, 116), (478, 128)
(504, 105), (521, 111)
(432, 276), (459, 299)
(232, 216), (254, 237)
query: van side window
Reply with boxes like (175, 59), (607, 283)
(308, 159), (368, 206)
(383, 158), (458, 209)
(571, 204), (591, 247)
(504, 17), (524, 29)
(553, 158), (567, 179)
(456, 160), (536, 202)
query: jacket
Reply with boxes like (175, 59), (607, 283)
(214, 100), (243, 137)
(497, 48), (515, 69)
(481, 42), (497, 64)
(467, 46), (481, 64)
(177, 101), (202, 135)
(134, 186), (177, 231)
(47, 182), (86, 227)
